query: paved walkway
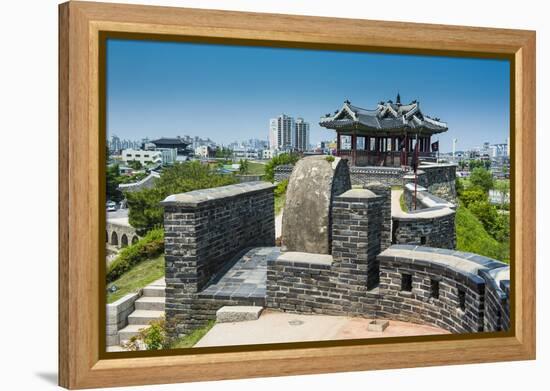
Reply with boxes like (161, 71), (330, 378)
(199, 247), (280, 304)
(194, 310), (449, 347)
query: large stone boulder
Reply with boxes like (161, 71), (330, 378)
(282, 156), (351, 254)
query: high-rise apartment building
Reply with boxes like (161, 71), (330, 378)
(294, 117), (310, 151)
(269, 114), (309, 151)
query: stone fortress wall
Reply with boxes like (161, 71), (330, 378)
(161, 182), (275, 336)
(393, 183), (456, 249)
(163, 157), (509, 337)
(274, 160), (457, 202)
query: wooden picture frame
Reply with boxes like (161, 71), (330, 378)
(59, 1), (536, 389)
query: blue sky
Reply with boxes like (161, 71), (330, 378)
(106, 39), (510, 152)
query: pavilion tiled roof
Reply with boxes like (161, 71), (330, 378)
(319, 98), (448, 135)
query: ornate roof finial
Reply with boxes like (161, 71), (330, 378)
(344, 99), (351, 104)
(396, 92), (401, 104)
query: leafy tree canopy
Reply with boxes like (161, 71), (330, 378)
(126, 161), (237, 234)
(469, 167), (494, 193)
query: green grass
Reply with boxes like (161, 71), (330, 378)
(275, 194), (286, 215)
(399, 192), (407, 212)
(170, 320), (216, 348)
(246, 162), (266, 175)
(107, 255), (165, 303)
(455, 206), (509, 263)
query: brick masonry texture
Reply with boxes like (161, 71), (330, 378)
(274, 162), (457, 202)
(161, 182), (275, 337)
(419, 163), (457, 202)
(164, 163), (508, 337)
(392, 213), (456, 249)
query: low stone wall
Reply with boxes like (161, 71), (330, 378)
(161, 182), (276, 336)
(274, 163), (456, 199)
(403, 183), (456, 211)
(268, 188), (388, 316)
(106, 292), (140, 346)
(118, 171), (160, 193)
(274, 164), (293, 182)
(392, 209), (456, 249)
(479, 266), (511, 332)
(349, 166), (406, 187)
(419, 163), (457, 202)
(377, 246), (508, 333)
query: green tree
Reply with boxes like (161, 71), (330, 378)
(238, 159), (249, 174)
(106, 164), (123, 202)
(469, 167), (494, 193)
(459, 187), (486, 208)
(128, 160), (143, 170)
(455, 177), (465, 197)
(264, 153), (300, 182)
(468, 200), (499, 238)
(126, 161), (237, 233)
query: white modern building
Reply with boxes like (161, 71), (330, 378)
(294, 117), (310, 151)
(195, 145), (211, 158)
(262, 149), (277, 160)
(269, 114), (310, 151)
(269, 114), (295, 150)
(121, 149), (162, 165)
(157, 148), (178, 165)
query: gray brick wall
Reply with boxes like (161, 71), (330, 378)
(161, 182), (276, 336)
(392, 212), (456, 249)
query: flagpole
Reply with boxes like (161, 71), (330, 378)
(414, 133), (418, 210)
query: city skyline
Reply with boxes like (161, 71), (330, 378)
(106, 39), (510, 152)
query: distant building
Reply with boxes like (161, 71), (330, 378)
(149, 137), (190, 156)
(121, 149), (162, 165)
(294, 118), (310, 151)
(320, 96), (448, 167)
(195, 145), (215, 158)
(262, 149), (276, 160)
(269, 114), (295, 151)
(157, 148), (178, 165)
(233, 146), (260, 159)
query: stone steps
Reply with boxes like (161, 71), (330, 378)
(142, 285), (165, 297)
(118, 324), (149, 342)
(134, 296), (165, 311)
(127, 309), (164, 325)
(116, 279), (166, 346)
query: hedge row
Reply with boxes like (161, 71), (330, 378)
(107, 228), (164, 282)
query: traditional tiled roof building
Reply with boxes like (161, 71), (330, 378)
(320, 95), (448, 167)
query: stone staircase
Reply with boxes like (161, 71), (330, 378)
(118, 278), (165, 344)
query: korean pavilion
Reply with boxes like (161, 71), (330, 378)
(319, 95), (448, 167)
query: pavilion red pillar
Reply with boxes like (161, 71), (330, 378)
(351, 133), (357, 166)
(336, 132), (341, 156)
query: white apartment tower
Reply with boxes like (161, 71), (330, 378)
(294, 117), (310, 151)
(269, 114), (295, 150)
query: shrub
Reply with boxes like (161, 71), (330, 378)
(455, 206), (508, 263)
(469, 167), (494, 193)
(325, 155), (335, 163)
(459, 187), (486, 208)
(123, 318), (171, 351)
(468, 201), (499, 237)
(107, 228), (164, 282)
(274, 179), (288, 197)
(264, 153), (300, 182)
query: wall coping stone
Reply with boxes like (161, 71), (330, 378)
(271, 251), (333, 268)
(160, 181), (275, 207)
(393, 205), (455, 220)
(419, 162), (458, 169)
(379, 246), (506, 278)
(337, 188), (377, 200)
(404, 183), (456, 210)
